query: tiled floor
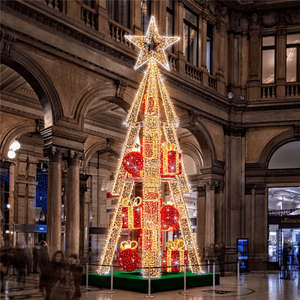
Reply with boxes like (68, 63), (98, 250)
(1, 270), (299, 300)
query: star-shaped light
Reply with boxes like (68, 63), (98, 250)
(125, 16), (180, 71)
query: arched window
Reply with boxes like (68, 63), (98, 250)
(268, 141), (300, 169)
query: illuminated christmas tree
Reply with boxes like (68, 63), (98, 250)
(99, 16), (201, 278)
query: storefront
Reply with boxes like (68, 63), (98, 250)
(268, 187), (300, 269)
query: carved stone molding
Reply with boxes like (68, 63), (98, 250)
(0, 30), (16, 57)
(115, 80), (128, 99)
(67, 150), (83, 166)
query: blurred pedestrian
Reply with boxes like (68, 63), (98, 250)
(66, 254), (83, 300)
(217, 242), (226, 277)
(14, 247), (27, 286)
(41, 250), (67, 300)
(297, 242), (300, 270)
(0, 247), (8, 293)
(33, 243), (40, 273)
(282, 243), (289, 279)
(39, 241), (50, 292)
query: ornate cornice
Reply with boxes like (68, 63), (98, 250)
(0, 29), (16, 57)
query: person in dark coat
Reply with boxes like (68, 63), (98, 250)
(0, 248), (9, 293)
(66, 254), (84, 300)
(14, 247), (28, 286)
(297, 242), (300, 270)
(282, 243), (289, 279)
(33, 243), (40, 273)
(39, 241), (50, 291)
(217, 242), (226, 277)
(41, 250), (67, 300)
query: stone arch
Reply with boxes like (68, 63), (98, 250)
(258, 129), (296, 169)
(179, 115), (217, 169)
(0, 120), (36, 159)
(180, 141), (203, 174)
(0, 38), (62, 127)
(73, 82), (132, 130)
(82, 141), (120, 172)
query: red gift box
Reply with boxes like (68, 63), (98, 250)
(162, 239), (188, 272)
(122, 197), (142, 229)
(160, 142), (182, 177)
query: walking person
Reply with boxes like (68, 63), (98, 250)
(39, 241), (50, 292)
(41, 250), (67, 300)
(282, 243), (289, 279)
(217, 242), (226, 277)
(66, 254), (84, 300)
(14, 247), (27, 288)
(0, 247), (9, 293)
(33, 243), (39, 273)
(297, 242), (300, 270)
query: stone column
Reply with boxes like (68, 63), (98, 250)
(201, 13), (209, 86)
(276, 29), (286, 97)
(201, 14), (208, 70)
(248, 30), (261, 100)
(79, 174), (89, 259)
(97, 0), (109, 35)
(175, 1), (186, 75)
(215, 184), (224, 245)
(130, 0), (142, 34)
(240, 31), (249, 97)
(65, 152), (80, 258)
(47, 150), (62, 257)
(205, 181), (215, 258)
(215, 22), (227, 96)
(197, 186), (206, 259)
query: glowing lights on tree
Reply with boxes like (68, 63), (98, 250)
(98, 16), (202, 278)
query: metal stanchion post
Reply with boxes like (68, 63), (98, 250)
(107, 265), (116, 294)
(85, 263), (91, 290)
(213, 263), (215, 289)
(180, 265), (190, 294)
(236, 261), (242, 286)
(144, 267), (154, 299)
(208, 260), (210, 273)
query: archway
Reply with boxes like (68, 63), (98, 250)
(0, 44), (62, 127)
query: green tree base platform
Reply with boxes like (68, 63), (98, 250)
(88, 271), (220, 293)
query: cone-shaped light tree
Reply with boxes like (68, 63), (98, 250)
(98, 16), (201, 278)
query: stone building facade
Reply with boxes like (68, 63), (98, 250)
(0, 0), (300, 270)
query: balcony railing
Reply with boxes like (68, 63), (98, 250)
(208, 75), (216, 91)
(81, 5), (97, 30)
(168, 52), (177, 71)
(44, 0), (61, 11)
(286, 83), (300, 97)
(108, 20), (134, 49)
(185, 62), (202, 84)
(261, 85), (276, 99)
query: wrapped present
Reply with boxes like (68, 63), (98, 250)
(162, 239), (188, 272)
(142, 95), (160, 115)
(161, 142), (182, 177)
(122, 197), (142, 229)
(117, 240), (141, 272)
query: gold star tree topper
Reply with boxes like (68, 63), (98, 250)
(125, 16), (180, 71)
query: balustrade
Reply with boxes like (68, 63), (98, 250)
(44, 0), (61, 11)
(81, 6), (97, 30)
(108, 20), (134, 49)
(261, 85), (276, 99)
(185, 63), (202, 84)
(286, 83), (300, 97)
(167, 53), (177, 71)
(208, 75), (216, 91)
